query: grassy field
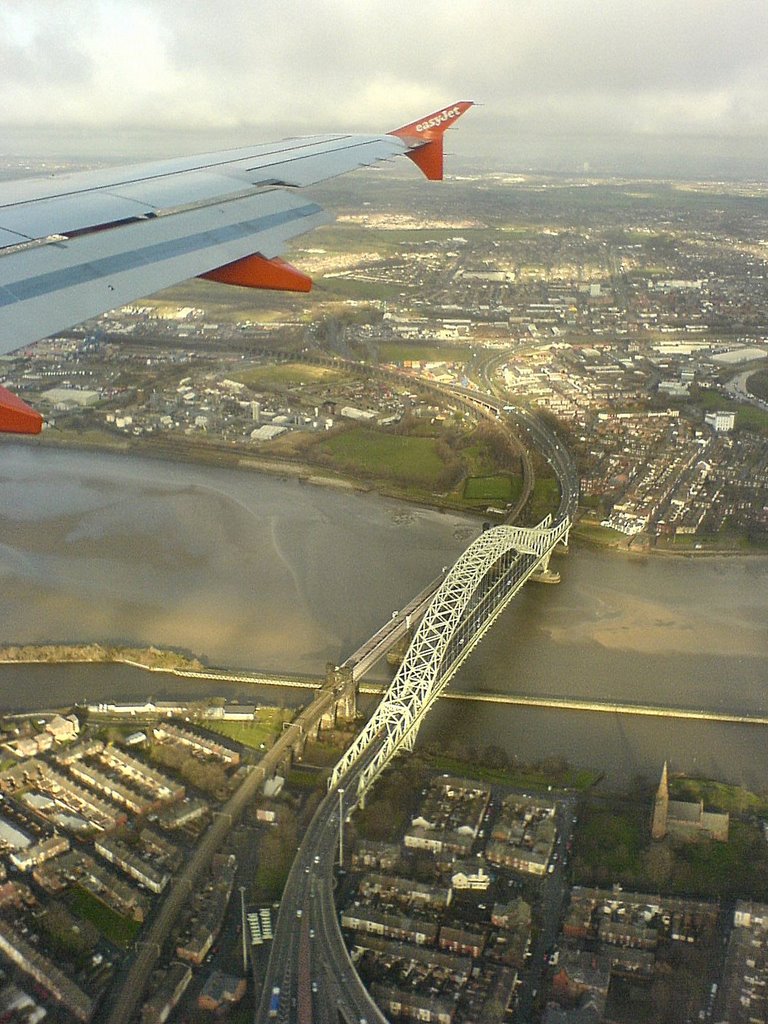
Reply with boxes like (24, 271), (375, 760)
(670, 777), (768, 816)
(233, 363), (347, 390)
(316, 277), (407, 302)
(572, 522), (628, 547)
(205, 707), (294, 750)
(747, 369), (768, 402)
(699, 389), (768, 432)
(659, 528), (767, 552)
(376, 341), (473, 364)
(67, 887), (141, 947)
(527, 477), (562, 521)
(427, 754), (601, 792)
(463, 475), (516, 503)
(316, 428), (447, 488)
(668, 821), (768, 899)
(147, 278), (289, 321)
(286, 767), (326, 791)
(458, 436), (511, 476)
(307, 224), (499, 252)
(574, 798), (648, 883)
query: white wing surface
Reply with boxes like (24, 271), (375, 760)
(0, 102), (473, 432)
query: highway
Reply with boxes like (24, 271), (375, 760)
(255, 751), (389, 1024)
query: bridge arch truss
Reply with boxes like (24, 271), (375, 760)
(331, 515), (570, 799)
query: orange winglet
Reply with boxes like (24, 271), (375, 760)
(389, 101), (474, 181)
(200, 254), (312, 293)
(0, 385), (43, 435)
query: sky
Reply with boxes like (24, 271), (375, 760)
(3, 0), (768, 177)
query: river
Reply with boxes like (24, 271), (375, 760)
(1, 442), (767, 786)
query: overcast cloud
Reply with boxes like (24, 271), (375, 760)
(3, 0), (768, 175)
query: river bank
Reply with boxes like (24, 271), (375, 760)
(572, 519), (768, 558)
(11, 431), (367, 492)
(0, 642), (204, 671)
(19, 433), (765, 558)
(10, 431), (494, 520)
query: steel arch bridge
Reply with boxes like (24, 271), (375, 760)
(330, 515), (571, 799)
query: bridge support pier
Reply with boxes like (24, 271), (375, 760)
(321, 664), (356, 729)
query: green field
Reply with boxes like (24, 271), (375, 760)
(286, 767), (325, 791)
(670, 777), (768, 816)
(747, 369), (768, 402)
(574, 798), (648, 884)
(316, 428), (447, 488)
(148, 277), (289, 321)
(699, 389), (768, 432)
(664, 530), (761, 552)
(316, 277), (406, 302)
(233, 363), (347, 389)
(376, 341), (473, 365)
(307, 224), (499, 253)
(573, 522), (628, 547)
(669, 821), (768, 898)
(463, 475), (516, 503)
(206, 707), (294, 750)
(527, 477), (562, 521)
(67, 887), (141, 947)
(428, 754), (601, 792)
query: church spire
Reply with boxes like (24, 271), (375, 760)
(651, 761), (669, 840)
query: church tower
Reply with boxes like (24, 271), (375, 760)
(651, 761), (669, 840)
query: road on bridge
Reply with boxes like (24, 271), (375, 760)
(255, 749), (390, 1024)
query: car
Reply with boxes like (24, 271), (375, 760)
(312, 981), (318, 993)
(296, 909), (303, 918)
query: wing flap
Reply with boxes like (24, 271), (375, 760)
(0, 191), (158, 243)
(0, 135), (405, 248)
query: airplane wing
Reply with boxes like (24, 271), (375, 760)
(0, 102), (473, 433)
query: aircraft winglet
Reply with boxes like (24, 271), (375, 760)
(389, 101), (474, 180)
